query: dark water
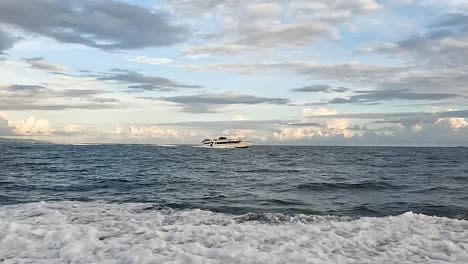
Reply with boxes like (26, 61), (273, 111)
(1, 142), (468, 218)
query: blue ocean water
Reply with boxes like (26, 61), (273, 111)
(2, 142), (468, 263)
(1, 142), (467, 218)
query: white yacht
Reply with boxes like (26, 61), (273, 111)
(201, 137), (254, 148)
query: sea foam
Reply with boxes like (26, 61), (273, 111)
(1, 201), (467, 264)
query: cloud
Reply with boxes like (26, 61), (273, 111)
(293, 84), (350, 93)
(125, 84), (176, 93)
(351, 13), (468, 105)
(0, 114), (83, 138)
(236, 22), (337, 48)
(183, 61), (409, 80)
(303, 109), (468, 130)
(130, 126), (180, 138)
(155, 92), (290, 113)
(10, 116), (51, 136)
(246, 3), (282, 16)
(99, 69), (202, 92)
(129, 56), (174, 65)
(359, 13), (468, 69)
(269, 108), (468, 146)
(302, 109), (468, 119)
(22, 57), (66, 71)
(299, 107), (353, 137)
(3, 84), (105, 99)
(170, 0), (381, 55)
(154, 119), (291, 130)
(0, 0), (187, 50)
(285, 122), (322, 127)
(355, 43), (402, 54)
(377, 70), (468, 95)
(430, 12), (468, 30)
(232, 115), (248, 121)
(0, 113), (14, 136)
(272, 122), (468, 146)
(183, 60), (465, 107)
(273, 127), (333, 141)
(61, 124), (82, 135)
(0, 30), (17, 53)
(4, 112), (466, 146)
(439, 117), (468, 129)
(302, 107), (338, 117)
(314, 89), (462, 105)
(347, 13), (468, 112)
(0, 84), (121, 110)
(181, 44), (257, 57)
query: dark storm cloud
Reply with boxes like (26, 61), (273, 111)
(99, 69), (202, 92)
(292, 84), (350, 93)
(0, 0), (187, 50)
(314, 89), (461, 105)
(150, 93), (290, 113)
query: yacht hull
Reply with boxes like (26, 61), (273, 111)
(203, 142), (254, 148)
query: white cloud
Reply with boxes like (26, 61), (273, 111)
(181, 44), (256, 57)
(273, 127), (322, 140)
(10, 116), (52, 135)
(63, 124), (81, 133)
(130, 126), (180, 138)
(302, 107), (338, 117)
(246, 3), (282, 16)
(232, 115), (248, 121)
(300, 108), (354, 138)
(289, 2), (328, 12)
(170, 0), (381, 56)
(327, 118), (353, 138)
(438, 118), (468, 129)
(129, 56), (174, 65)
(108, 125), (123, 136)
(221, 129), (256, 139)
(0, 113), (53, 136)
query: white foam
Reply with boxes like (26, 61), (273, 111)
(1, 202), (467, 264)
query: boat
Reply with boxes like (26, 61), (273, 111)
(201, 136), (254, 148)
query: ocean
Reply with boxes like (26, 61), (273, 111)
(1, 142), (467, 263)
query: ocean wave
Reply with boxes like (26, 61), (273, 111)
(296, 181), (401, 191)
(1, 201), (468, 263)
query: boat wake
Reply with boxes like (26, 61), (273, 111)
(1, 201), (467, 263)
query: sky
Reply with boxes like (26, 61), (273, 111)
(0, 0), (467, 145)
